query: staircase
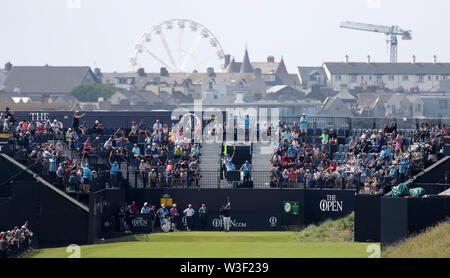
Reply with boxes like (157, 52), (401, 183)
(198, 143), (221, 188)
(252, 142), (276, 188)
(121, 161), (144, 188)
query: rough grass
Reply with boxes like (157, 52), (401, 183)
(297, 212), (354, 242)
(383, 218), (450, 258)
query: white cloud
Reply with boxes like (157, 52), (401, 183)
(366, 0), (382, 9)
(66, 0), (81, 9)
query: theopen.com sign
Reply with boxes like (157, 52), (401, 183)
(319, 195), (343, 212)
(212, 218), (247, 228)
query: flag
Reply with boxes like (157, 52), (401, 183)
(224, 145), (227, 155)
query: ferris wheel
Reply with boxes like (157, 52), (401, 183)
(129, 19), (226, 73)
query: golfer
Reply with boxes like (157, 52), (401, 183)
(222, 202), (231, 232)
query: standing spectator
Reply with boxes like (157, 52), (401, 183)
(72, 111), (86, 134)
(110, 160), (120, 188)
(125, 202), (136, 233)
(130, 201), (139, 214)
(240, 160), (252, 184)
(0, 232), (7, 258)
(81, 163), (93, 193)
(183, 204), (195, 231)
(141, 202), (150, 214)
(132, 143), (141, 168)
(300, 113), (308, 136)
(157, 204), (169, 230)
(198, 203), (208, 231)
(48, 155), (57, 182)
(149, 205), (157, 230)
(170, 204), (180, 232)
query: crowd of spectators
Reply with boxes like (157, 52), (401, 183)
(0, 221), (34, 258)
(5, 108), (202, 191)
(3, 108), (448, 193)
(117, 201), (209, 233)
(269, 119), (447, 194)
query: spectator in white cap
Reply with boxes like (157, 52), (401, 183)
(141, 202), (150, 214)
(183, 204), (195, 231)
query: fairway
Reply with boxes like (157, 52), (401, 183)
(24, 232), (378, 258)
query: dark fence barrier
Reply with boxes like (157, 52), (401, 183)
(0, 155), (90, 248)
(109, 188), (357, 232)
(88, 190), (105, 244)
(354, 194), (381, 242)
(9, 110), (450, 134)
(354, 196), (450, 247)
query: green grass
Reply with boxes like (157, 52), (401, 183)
(23, 213), (377, 258)
(297, 212), (354, 242)
(383, 218), (450, 258)
(23, 231), (376, 258)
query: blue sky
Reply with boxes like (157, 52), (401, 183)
(1, 0), (449, 72)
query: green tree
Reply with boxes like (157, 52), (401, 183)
(70, 83), (120, 102)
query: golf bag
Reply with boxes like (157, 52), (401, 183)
(161, 217), (171, 233)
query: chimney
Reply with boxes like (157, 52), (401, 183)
(367, 55), (371, 63)
(207, 67), (215, 77)
(224, 54), (231, 69)
(267, 56), (275, 63)
(254, 68), (262, 78)
(433, 55), (438, 64)
(4, 62), (12, 72)
(345, 55), (349, 63)
(137, 67), (146, 77)
(160, 67), (169, 77)
(411, 55), (416, 64)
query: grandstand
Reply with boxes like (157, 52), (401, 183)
(0, 109), (449, 252)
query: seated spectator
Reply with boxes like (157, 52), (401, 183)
(329, 129), (338, 145)
(138, 120), (150, 137)
(92, 120), (103, 135)
(320, 130), (329, 145)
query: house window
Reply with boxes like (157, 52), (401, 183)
(439, 100), (448, 109)
(350, 75), (357, 82)
(335, 75), (342, 81)
(209, 81), (214, 90)
(402, 75), (409, 81)
(388, 75), (395, 81)
(361, 75), (364, 81)
(416, 104), (421, 112)
(428, 75), (432, 81)
(436, 75), (439, 81)
(417, 75), (424, 83)
(376, 75), (382, 81)
(368, 75), (372, 81)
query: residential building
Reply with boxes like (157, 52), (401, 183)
(323, 60), (450, 91)
(3, 65), (98, 98)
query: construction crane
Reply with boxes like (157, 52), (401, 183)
(340, 21), (412, 63)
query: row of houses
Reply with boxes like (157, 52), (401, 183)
(0, 49), (449, 118)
